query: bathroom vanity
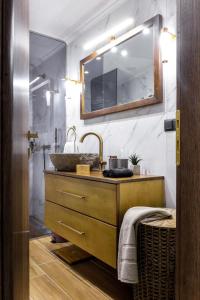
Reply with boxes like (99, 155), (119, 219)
(44, 171), (164, 268)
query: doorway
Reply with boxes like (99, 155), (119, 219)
(2, 0), (200, 299)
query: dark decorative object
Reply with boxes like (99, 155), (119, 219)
(91, 69), (117, 111)
(103, 168), (133, 178)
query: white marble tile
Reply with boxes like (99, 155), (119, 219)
(65, 0), (176, 208)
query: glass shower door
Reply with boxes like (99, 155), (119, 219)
(29, 32), (66, 238)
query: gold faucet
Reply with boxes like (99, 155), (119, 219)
(79, 132), (106, 171)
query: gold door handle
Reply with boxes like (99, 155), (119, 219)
(27, 130), (39, 141)
(57, 221), (85, 236)
(27, 131), (39, 159)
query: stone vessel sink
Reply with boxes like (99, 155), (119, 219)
(50, 153), (100, 171)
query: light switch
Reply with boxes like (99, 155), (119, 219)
(164, 119), (176, 131)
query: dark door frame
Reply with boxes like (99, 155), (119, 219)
(1, 1), (15, 298)
(1, 0), (200, 299)
(0, 0), (29, 299)
(176, 0), (200, 299)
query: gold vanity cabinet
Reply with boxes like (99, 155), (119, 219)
(44, 171), (164, 268)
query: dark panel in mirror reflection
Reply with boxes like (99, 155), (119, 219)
(80, 15), (163, 119)
(90, 69), (117, 111)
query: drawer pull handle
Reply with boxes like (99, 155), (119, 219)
(56, 190), (86, 200)
(57, 220), (85, 236)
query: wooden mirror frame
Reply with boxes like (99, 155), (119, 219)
(80, 14), (163, 120)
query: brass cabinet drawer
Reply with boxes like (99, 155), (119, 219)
(45, 174), (117, 225)
(45, 201), (117, 268)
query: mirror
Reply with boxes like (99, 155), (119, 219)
(80, 15), (163, 119)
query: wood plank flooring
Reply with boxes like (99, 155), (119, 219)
(30, 237), (132, 300)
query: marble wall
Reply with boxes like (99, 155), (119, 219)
(65, 0), (176, 207)
(117, 66), (154, 104)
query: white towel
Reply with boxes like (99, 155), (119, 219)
(63, 141), (75, 153)
(118, 206), (172, 284)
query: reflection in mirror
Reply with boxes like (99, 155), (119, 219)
(84, 26), (154, 113)
(80, 15), (162, 119)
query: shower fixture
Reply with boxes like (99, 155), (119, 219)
(29, 73), (46, 86)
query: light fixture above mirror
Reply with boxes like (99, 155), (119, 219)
(83, 18), (134, 50)
(80, 15), (163, 120)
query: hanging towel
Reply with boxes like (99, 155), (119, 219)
(118, 206), (172, 284)
(63, 141), (76, 153)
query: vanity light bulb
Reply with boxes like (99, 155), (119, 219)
(83, 18), (134, 50)
(46, 91), (51, 107)
(84, 70), (89, 74)
(29, 76), (40, 86)
(96, 56), (102, 60)
(111, 46), (118, 53)
(65, 80), (72, 100)
(121, 49), (128, 57)
(143, 27), (150, 35)
(160, 28), (176, 63)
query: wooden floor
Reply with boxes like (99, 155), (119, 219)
(30, 237), (132, 300)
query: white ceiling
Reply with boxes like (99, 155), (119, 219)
(29, 0), (127, 43)
(30, 32), (66, 70)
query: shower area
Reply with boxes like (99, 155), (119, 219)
(29, 32), (67, 237)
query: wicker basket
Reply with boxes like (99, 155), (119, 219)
(133, 209), (176, 300)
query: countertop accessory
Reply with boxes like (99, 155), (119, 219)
(103, 168), (133, 178)
(109, 157), (128, 169)
(109, 156), (117, 169)
(117, 159), (128, 169)
(76, 164), (90, 175)
(129, 153), (142, 175)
